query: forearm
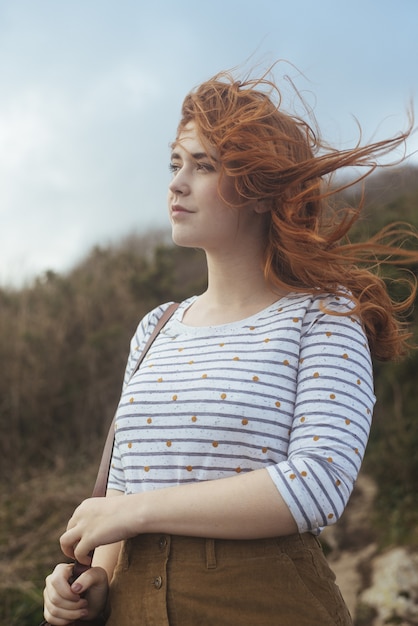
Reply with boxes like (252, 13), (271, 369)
(91, 541), (121, 582)
(62, 469), (298, 565)
(91, 489), (123, 581)
(131, 468), (298, 539)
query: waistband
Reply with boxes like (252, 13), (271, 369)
(123, 532), (322, 569)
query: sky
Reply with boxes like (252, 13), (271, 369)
(1, 0), (417, 286)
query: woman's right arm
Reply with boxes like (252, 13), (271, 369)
(43, 491), (123, 625)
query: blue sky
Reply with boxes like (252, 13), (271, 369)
(1, 0), (417, 285)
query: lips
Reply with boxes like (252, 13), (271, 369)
(171, 204), (193, 215)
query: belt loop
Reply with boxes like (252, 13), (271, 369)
(205, 538), (217, 569)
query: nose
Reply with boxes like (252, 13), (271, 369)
(168, 168), (189, 196)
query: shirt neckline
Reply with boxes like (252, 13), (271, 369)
(171, 293), (299, 332)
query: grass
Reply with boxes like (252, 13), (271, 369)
(0, 463), (96, 625)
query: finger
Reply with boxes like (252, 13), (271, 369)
(59, 528), (78, 560)
(69, 566), (109, 621)
(74, 543), (94, 567)
(43, 592), (88, 617)
(60, 530), (94, 566)
(70, 565), (108, 596)
(45, 563), (77, 601)
(44, 589), (87, 613)
(44, 566), (89, 625)
(43, 601), (88, 626)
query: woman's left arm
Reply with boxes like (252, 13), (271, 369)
(61, 468), (298, 565)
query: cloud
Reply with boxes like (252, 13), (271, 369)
(0, 59), (173, 285)
(0, 0), (417, 286)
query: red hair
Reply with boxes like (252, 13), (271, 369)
(177, 69), (418, 361)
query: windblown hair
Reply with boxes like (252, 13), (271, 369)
(177, 68), (418, 361)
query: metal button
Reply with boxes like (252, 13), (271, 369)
(158, 536), (167, 549)
(153, 575), (163, 589)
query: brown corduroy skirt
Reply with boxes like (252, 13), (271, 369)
(106, 532), (352, 626)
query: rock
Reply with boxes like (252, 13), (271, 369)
(329, 543), (377, 620)
(320, 474), (418, 624)
(321, 474), (379, 618)
(358, 547), (418, 625)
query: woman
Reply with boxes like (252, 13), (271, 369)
(43, 67), (417, 625)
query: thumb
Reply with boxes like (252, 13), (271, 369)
(70, 566), (109, 618)
(70, 565), (108, 594)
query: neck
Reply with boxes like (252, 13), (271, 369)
(206, 254), (268, 303)
(182, 248), (288, 326)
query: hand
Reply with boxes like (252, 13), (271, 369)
(43, 563), (108, 625)
(60, 496), (135, 565)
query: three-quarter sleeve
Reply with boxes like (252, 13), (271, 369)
(266, 301), (374, 533)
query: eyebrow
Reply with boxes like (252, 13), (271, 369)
(170, 150), (217, 162)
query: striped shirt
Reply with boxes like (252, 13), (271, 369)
(108, 292), (375, 533)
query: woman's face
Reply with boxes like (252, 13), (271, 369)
(167, 122), (265, 253)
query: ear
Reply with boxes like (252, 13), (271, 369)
(254, 199), (271, 214)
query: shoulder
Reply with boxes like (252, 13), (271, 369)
(140, 301), (177, 334)
(283, 290), (366, 342)
(302, 290), (356, 324)
(308, 290), (355, 313)
(122, 301), (183, 384)
(299, 291), (371, 359)
(277, 291), (355, 322)
(130, 297), (196, 346)
(134, 300), (185, 343)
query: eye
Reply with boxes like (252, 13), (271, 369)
(169, 162), (181, 174)
(196, 161), (216, 173)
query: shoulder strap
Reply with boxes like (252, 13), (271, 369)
(91, 302), (179, 497)
(67, 304), (179, 588)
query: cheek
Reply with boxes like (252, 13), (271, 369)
(217, 178), (232, 202)
(218, 176), (249, 208)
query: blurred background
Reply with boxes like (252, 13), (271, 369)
(1, 0), (417, 287)
(1, 1), (417, 624)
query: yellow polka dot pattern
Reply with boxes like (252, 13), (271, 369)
(110, 293), (375, 535)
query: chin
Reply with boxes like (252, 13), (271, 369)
(171, 227), (200, 249)
(173, 237), (199, 249)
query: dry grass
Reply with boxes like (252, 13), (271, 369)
(0, 462), (97, 624)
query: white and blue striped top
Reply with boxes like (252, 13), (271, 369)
(108, 292), (375, 534)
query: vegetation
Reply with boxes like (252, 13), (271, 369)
(340, 166), (418, 547)
(0, 232), (207, 481)
(0, 166), (417, 624)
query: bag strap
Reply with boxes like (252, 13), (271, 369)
(91, 302), (179, 498)
(42, 303), (180, 622)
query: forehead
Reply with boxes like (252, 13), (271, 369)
(172, 122), (216, 158)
